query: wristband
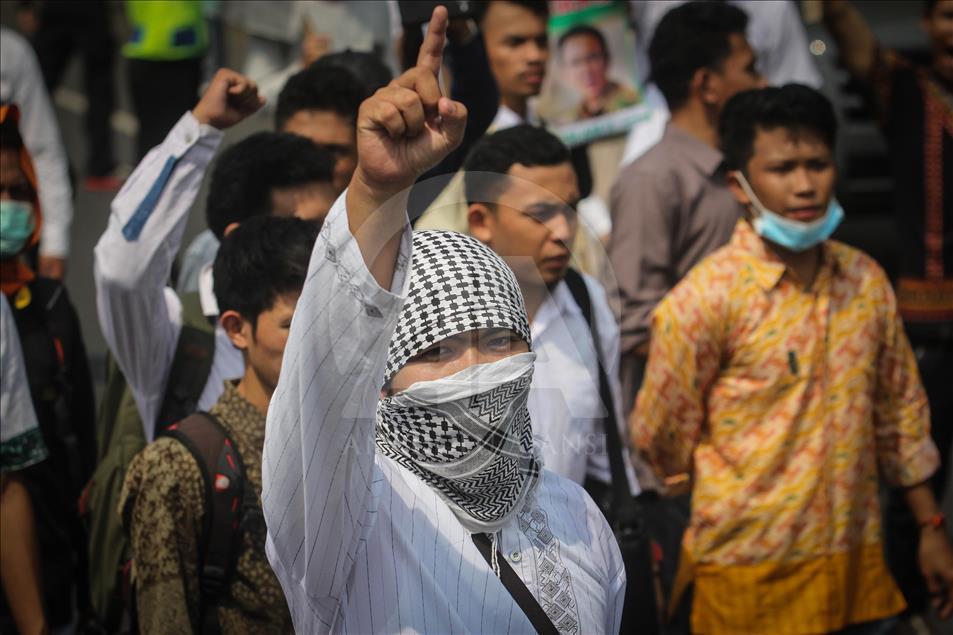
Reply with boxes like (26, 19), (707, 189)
(919, 513), (946, 531)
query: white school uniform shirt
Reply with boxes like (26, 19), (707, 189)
(0, 26), (74, 259)
(262, 195), (626, 634)
(94, 112), (243, 442)
(530, 275), (641, 492)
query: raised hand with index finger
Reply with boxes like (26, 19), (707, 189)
(345, 5), (469, 290)
(352, 5), (468, 197)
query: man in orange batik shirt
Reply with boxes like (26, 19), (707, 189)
(632, 84), (953, 635)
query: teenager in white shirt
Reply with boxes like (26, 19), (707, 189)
(262, 9), (625, 633)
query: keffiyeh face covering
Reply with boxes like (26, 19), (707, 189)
(376, 231), (541, 534)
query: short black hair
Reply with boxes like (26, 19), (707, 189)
(648, 1), (749, 110)
(213, 215), (319, 327)
(719, 84), (838, 172)
(205, 132), (334, 240)
(557, 25), (608, 59)
(313, 50), (393, 95)
(462, 124), (571, 205)
(475, 0), (550, 24)
(275, 64), (368, 130)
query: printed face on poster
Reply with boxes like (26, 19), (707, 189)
(537, 1), (650, 147)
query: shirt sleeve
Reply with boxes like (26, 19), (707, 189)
(1, 27), (74, 258)
(93, 112), (222, 439)
(608, 165), (679, 355)
(0, 295), (47, 472)
(632, 267), (724, 478)
(871, 269), (940, 488)
(261, 193), (411, 632)
(752, 1), (822, 88)
(120, 438), (205, 635)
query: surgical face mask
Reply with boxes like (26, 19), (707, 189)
(0, 200), (36, 257)
(733, 171), (844, 252)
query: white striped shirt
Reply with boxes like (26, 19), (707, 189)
(262, 196), (626, 634)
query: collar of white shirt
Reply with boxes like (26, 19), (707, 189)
(198, 264), (219, 317)
(531, 279), (581, 340)
(489, 102), (541, 132)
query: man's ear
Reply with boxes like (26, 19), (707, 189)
(725, 170), (752, 209)
(467, 203), (495, 244)
(223, 222), (241, 237)
(220, 309), (251, 351)
(692, 66), (718, 107)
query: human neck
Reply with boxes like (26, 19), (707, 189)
(236, 368), (272, 416)
(669, 102), (719, 149)
(500, 93), (528, 119)
(521, 281), (548, 323)
(764, 239), (823, 289)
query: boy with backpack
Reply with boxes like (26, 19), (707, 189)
(120, 215), (319, 633)
(1, 103), (97, 633)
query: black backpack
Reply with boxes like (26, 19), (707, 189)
(157, 411), (262, 634)
(1, 279), (97, 630)
(84, 292), (218, 632)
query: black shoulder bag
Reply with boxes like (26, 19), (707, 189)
(563, 269), (660, 635)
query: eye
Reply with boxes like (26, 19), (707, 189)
(485, 332), (521, 351)
(412, 345), (450, 362)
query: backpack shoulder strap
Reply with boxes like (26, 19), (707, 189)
(562, 269), (635, 511)
(161, 412), (246, 630)
(154, 292), (216, 434)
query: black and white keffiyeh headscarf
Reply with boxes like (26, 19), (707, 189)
(376, 231), (541, 534)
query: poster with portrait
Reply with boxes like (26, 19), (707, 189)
(538, 0), (651, 147)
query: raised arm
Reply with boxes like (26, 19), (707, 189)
(93, 70), (262, 438)
(261, 8), (466, 631)
(823, 0), (879, 81)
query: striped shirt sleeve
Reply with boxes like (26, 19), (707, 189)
(262, 193), (411, 631)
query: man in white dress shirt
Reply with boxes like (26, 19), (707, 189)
(94, 69), (265, 441)
(464, 124), (639, 493)
(262, 8), (625, 634)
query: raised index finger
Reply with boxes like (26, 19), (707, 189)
(416, 5), (449, 77)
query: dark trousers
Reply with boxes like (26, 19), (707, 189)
(32, 0), (115, 176)
(884, 334), (953, 614)
(127, 57), (202, 161)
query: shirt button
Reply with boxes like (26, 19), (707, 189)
(510, 550), (522, 563)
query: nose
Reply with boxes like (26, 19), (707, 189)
(792, 167), (816, 197)
(547, 211), (576, 245)
(526, 42), (547, 64)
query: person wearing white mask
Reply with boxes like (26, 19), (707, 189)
(631, 84), (953, 634)
(261, 8), (625, 634)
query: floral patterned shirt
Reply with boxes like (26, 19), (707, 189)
(633, 220), (939, 634)
(120, 381), (291, 634)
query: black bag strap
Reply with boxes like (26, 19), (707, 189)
(154, 292), (216, 434)
(471, 533), (560, 635)
(563, 270), (636, 520)
(161, 412), (246, 634)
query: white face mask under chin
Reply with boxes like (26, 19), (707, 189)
(732, 171), (844, 252)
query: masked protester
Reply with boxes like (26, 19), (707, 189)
(632, 84), (953, 634)
(0, 105), (97, 632)
(262, 10), (626, 634)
